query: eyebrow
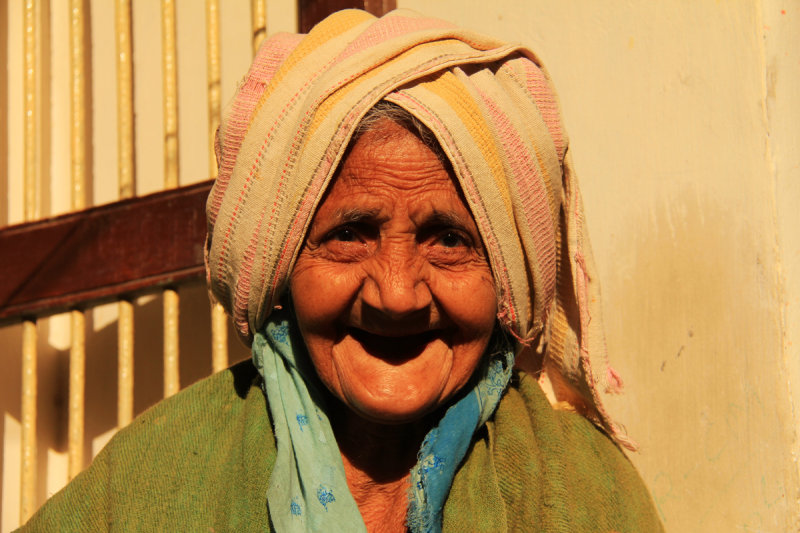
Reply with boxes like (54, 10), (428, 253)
(419, 210), (472, 230)
(327, 207), (475, 232)
(332, 207), (382, 224)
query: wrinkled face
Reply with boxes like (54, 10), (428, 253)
(290, 119), (497, 424)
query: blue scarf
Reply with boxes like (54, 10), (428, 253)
(252, 308), (515, 532)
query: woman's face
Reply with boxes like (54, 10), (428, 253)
(290, 119), (497, 424)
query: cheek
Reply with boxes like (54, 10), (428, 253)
(290, 258), (362, 327)
(433, 267), (497, 335)
(442, 277), (497, 397)
(471, 274), (499, 329)
(430, 267), (497, 392)
(290, 258), (362, 396)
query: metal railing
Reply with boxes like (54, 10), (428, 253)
(2, 1), (273, 526)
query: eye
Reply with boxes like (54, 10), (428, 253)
(328, 227), (358, 242)
(437, 231), (468, 248)
(316, 224), (373, 262)
(423, 226), (482, 267)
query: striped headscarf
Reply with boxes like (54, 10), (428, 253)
(206, 10), (632, 521)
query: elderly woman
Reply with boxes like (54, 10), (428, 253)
(20, 9), (662, 533)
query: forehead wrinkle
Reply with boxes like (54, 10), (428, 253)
(337, 151), (451, 193)
(342, 166), (452, 193)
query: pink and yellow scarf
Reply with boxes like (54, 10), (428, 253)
(205, 10), (633, 529)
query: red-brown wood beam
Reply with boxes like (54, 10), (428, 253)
(299, 0), (396, 33)
(0, 181), (212, 326)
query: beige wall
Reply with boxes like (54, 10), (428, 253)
(2, 1), (799, 532)
(397, 0), (800, 530)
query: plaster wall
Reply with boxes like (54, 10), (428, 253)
(396, 0), (800, 530)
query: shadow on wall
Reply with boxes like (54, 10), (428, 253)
(0, 282), (250, 529)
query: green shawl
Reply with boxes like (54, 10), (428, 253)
(18, 361), (663, 532)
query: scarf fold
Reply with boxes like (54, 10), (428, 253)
(252, 309), (516, 533)
(251, 309), (364, 532)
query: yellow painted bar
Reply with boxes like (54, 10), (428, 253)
(207, 0), (229, 372)
(23, 0), (40, 222)
(21, 0), (40, 522)
(163, 289), (180, 397)
(67, 0), (88, 481)
(252, 0), (266, 56)
(68, 310), (85, 479)
(118, 299), (135, 426)
(116, 0), (135, 429)
(162, 0), (178, 189)
(70, 0), (87, 211)
(117, 0), (135, 428)
(116, 0), (134, 199)
(162, 0), (180, 398)
(207, 0), (220, 178)
(20, 320), (37, 522)
(211, 302), (229, 373)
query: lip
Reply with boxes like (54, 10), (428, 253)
(348, 327), (442, 363)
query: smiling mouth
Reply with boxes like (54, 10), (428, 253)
(348, 328), (441, 363)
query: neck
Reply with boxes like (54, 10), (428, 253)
(329, 402), (435, 533)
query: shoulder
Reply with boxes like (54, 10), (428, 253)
(116, 358), (264, 448)
(492, 370), (664, 531)
(19, 360), (275, 532)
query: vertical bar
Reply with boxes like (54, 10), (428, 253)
(116, 0), (135, 428)
(70, 0), (86, 212)
(20, 322), (37, 522)
(117, 299), (134, 426)
(21, 0), (39, 522)
(23, 0), (40, 222)
(67, 310), (85, 479)
(211, 303), (228, 372)
(162, 0), (180, 397)
(162, 0), (178, 189)
(67, 0), (87, 481)
(116, 0), (134, 200)
(251, 0), (266, 56)
(163, 288), (180, 397)
(207, 0), (229, 373)
(206, 0), (220, 178)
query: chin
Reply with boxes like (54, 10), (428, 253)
(327, 335), (458, 425)
(343, 389), (444, 425)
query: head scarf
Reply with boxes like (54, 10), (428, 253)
(206, 8), (633, 531)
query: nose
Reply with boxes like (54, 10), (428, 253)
(361, 245), (432, 320)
